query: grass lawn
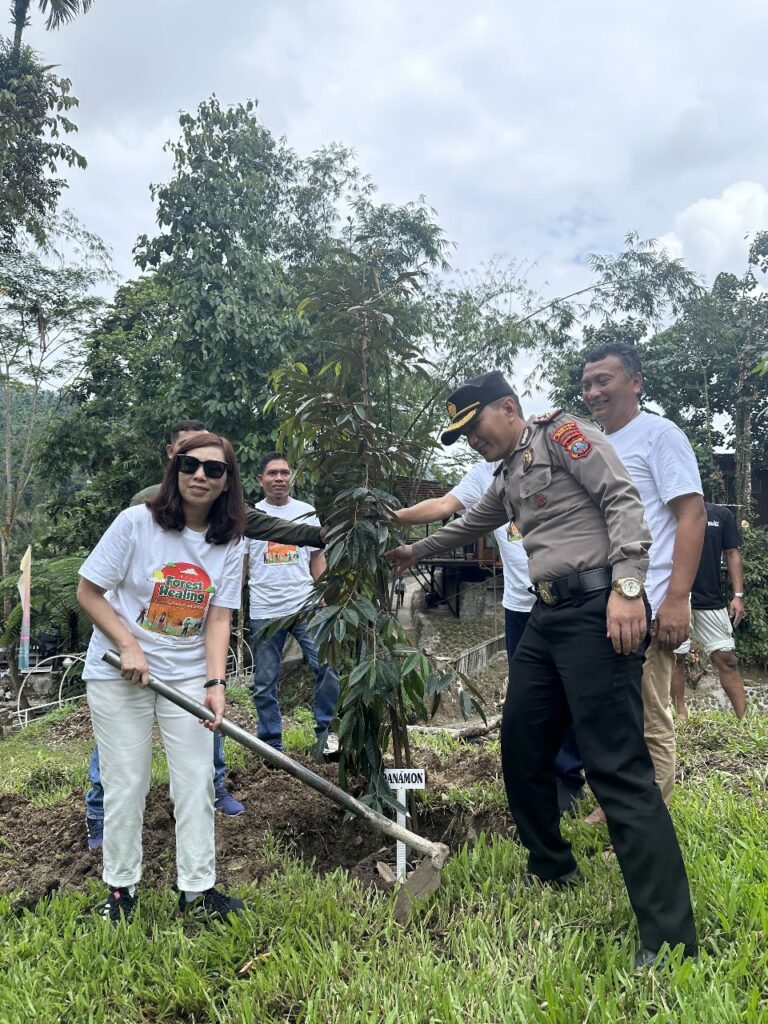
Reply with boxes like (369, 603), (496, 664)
(0, 706), (766, 1024)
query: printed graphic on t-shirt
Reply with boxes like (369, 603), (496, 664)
(264, 541), (300, 565)
(139, 562), (216, 637)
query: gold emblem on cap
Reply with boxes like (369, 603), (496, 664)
(447, 402), (457, 418)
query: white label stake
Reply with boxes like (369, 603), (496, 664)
(384, 768), (426, 883)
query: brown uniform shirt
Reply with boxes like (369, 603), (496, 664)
(411, 412), (650, 585)
(130, 484), (323, 547)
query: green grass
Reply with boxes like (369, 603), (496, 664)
(417, 779), (508, 814)
(0, 710), (766, 1023)
(408, 730), (464, 756)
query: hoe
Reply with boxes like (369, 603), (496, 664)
(103, 651), (450, 921)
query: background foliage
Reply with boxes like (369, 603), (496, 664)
(1, 10), (767, 696)
(734, 526), (768, 667)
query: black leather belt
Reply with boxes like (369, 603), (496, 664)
(535, 567), (611, 606)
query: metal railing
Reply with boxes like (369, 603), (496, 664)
(12, 653), (87, 727)
(9, 638), (255, 731)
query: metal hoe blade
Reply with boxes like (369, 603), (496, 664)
(102, 651), (449, 916)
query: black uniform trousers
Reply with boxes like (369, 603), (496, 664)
(501, 587), (697, 955)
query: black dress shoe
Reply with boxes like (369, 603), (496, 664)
(511, 866), (584, 896)
(633, 947), (662, 969)
(633, 945), (698, 970)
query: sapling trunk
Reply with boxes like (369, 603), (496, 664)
(390, 706), (404, 768)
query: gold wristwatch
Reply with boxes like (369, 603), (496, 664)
(611, 578), (644, 599)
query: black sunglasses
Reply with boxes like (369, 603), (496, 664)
(176, 454), (228, 479)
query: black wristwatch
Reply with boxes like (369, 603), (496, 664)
(204, 678), (227, 689)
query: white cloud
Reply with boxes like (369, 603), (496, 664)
(18, 0), (768, 295)
(658, 182), (768, 283)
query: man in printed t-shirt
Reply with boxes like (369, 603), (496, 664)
(672, 502), (748, 718)
(247, 452), (340, 755)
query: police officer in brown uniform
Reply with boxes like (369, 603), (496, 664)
(386, 372), (697, 966)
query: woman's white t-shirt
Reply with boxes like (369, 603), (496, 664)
(80, 505), (245, 681)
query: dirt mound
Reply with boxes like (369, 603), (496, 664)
(43, 703), (94, 746)
(0, 746), (512, 910)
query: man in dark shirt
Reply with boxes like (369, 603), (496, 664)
(672, 502), (747, 718)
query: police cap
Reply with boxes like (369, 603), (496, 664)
(440, 371), (516, 446)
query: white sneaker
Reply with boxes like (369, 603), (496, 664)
(322, 731), (340, 758)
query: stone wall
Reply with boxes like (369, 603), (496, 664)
(458, 579), (504, 621)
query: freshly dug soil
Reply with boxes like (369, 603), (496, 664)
(0, 745), (512, 911)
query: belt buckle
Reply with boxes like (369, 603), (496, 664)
(538, 581), (556, 605)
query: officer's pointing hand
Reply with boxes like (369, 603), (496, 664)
(384, 544), (416, 574)
(606, 592), (646, 655)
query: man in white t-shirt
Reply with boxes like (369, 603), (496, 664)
(581, 342), (705, 816)
(247, 453), (340, 755)
(395, 451), (585, 813)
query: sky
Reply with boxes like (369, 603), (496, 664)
(20, 0), (768, 408)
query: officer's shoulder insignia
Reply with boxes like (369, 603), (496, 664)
(533, 408), (562, 424)
(551, 420), (592, 459)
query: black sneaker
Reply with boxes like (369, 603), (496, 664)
(97, 887), (136, 925)
(177, 887), (245, 923)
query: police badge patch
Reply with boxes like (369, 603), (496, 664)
(551, 421), (592, 459)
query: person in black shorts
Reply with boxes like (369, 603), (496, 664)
(672, 502), (747, 717)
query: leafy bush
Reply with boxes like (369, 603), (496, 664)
(734, 525), (768, 666)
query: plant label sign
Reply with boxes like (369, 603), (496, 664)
(384, 768), (426, 882)
(384, 768), (426, 790)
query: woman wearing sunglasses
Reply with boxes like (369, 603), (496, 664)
(78, 432), (247, 925)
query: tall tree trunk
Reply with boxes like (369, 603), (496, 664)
(12, 0), (30, 57)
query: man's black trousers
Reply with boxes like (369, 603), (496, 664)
(505, 608), (585, 802)
(501, 589), (697, 955)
